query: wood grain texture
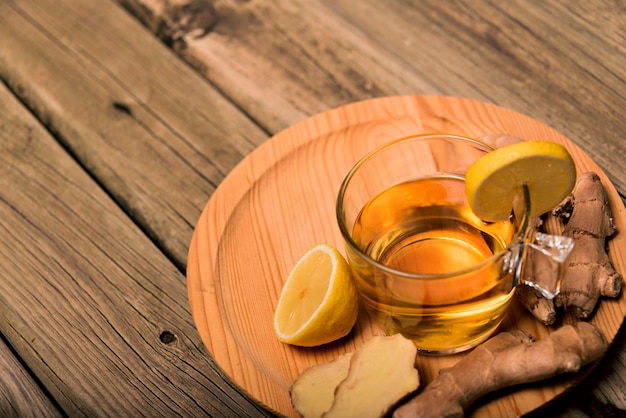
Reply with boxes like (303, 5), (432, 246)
(0, 49), (271, 418)
(187, 95), (626, 417)
(0, 0), (623, 416)
(0, 0), (268, 267)
(118, 0), (626, 197)
(0, 336), (62, 417)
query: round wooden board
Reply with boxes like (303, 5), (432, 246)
(187, 95), (626, 417)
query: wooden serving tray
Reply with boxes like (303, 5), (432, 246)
(187, 95), (626, 417)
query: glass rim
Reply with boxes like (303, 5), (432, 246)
(335, 132), (531, 280)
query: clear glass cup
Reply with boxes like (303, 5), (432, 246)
(336, 133), (573, 354)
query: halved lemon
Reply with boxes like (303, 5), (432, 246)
(465, 140), (576, 221)
(273, 243), (359, 347)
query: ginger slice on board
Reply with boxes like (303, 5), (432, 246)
(291, 334), (419, 418)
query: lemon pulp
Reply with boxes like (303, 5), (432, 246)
(274, 243), (359, 347)
(465, 140), (576, 221)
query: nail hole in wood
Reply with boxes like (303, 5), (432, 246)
(112, 101), (133, 116)
(159, 331), (177, 345)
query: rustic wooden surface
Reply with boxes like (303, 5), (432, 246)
(0, 0), (624, 416)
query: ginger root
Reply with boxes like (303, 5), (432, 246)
(393, 322), (608, 418)
(553, 172), (623, 318)
(518, 172), (623, 322)
(517, 285), (557, 325)
(517, 217), (558, 324)
(290, 334), (419, 418)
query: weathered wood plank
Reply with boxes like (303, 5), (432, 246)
(0, 335), (62, 417)
(118, 0), (626, 197)
(118, 0), (437, 132)
(0, 25), (270, 418)
(0, 8), (276, 416)
(0, 0), (268, 267)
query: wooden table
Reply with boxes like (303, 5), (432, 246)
(0, 0), (624, 416)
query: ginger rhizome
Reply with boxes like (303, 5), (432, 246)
(553, 172), (623, 318)
(393, 322), (608, 418)
(517, 217), (560, 324)
(517, 216), (560, 325)
(516, 285), (558, 325)
(518, 172), (623, 323)
(290, 334), (419, 418)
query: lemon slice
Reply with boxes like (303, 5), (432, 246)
(465, 140), (576, 221)
(274, 243), (359, 347)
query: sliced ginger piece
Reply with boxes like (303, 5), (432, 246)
(290, 352), (354, 418)
(324, 334), (419, 418)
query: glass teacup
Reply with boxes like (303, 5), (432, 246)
(336, 133), (573, 354)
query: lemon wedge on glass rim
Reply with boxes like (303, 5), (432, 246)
(273, 243), (359, 347)
(465, 140), (576, 222)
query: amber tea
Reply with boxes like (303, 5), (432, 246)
(349, 176), (516, 353)
(338, 134), (574, 354)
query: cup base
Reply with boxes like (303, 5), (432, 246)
(410, 330), (496, 355)
(363, 289), (515, 355)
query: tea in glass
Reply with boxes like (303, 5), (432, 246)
(337, 134), (525, 354)
(350, 176), (516, 353)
